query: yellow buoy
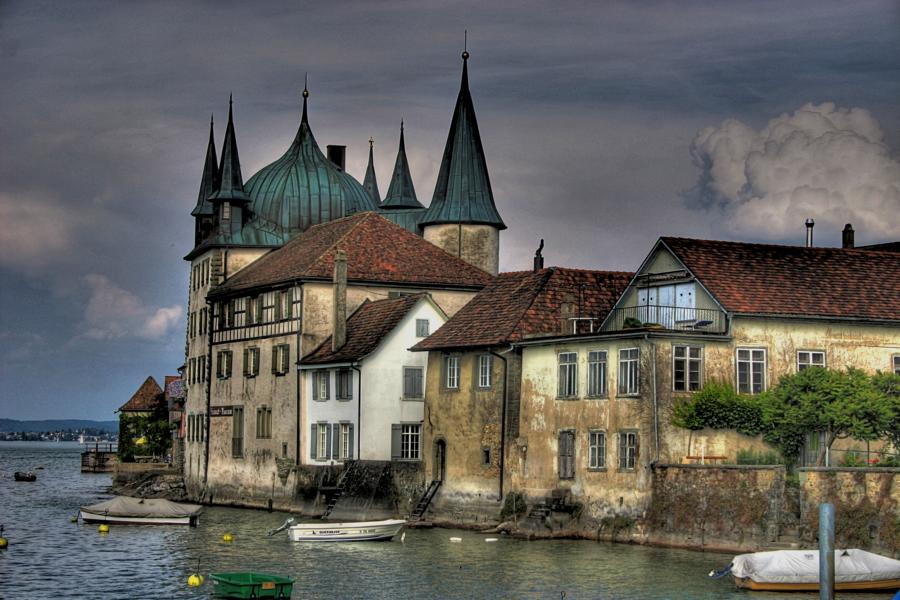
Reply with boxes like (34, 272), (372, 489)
(187, 573), (203, 587)
(0, 537), (8, 549)
(69, 516), (78, 523)
(222, 532), (234, 543)
(98, 524), (110, 534)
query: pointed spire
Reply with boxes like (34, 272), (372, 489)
(419, 49), (505, 229)
(191, 114), (220, 216)
(363, 137), (381, 205)
(301, 74), (309, 125)
(381, 121), (423, 209)
(210, 94), (250, 204)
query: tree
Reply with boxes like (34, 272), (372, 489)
(760, 367), (893, 467)
(870, 371), (900, 452)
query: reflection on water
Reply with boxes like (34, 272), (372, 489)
(0, 442), (894, 599)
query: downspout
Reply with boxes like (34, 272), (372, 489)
(203, 297), (214, 488)
(489, 347), (513, 502)
(648, 334), (660, 463)
(295, 285), (304, 466)
(352, 364), (362, 460)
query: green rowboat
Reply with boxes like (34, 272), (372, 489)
(210, 572), (294, 599)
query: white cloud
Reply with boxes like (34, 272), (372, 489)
(686, 103), (900, 241)
(0, 193), (77, 270)
(78, 274), (182, 341)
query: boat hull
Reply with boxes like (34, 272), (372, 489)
(287, 519), (405, 542)
(735, 576), (900, 592)
(14, 472), (36, 482)
(78, 510), (198, 526)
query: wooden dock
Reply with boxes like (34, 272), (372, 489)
(80, 442), (119, 473)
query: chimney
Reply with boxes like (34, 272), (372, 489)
(805, 218), (815, 247)
(327, 145), (346, 171)
(332, 249), (347, 352)
(842, 223), (855, 249)
(533, 239), (545, 272)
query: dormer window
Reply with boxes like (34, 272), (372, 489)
(221, 203), (231, 221)
(638, 282), (695, 328)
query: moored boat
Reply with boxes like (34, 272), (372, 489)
(268, 517), (406, 542)
(79, 496), (203, 526)
(210, 572), (294, 599)
(14, 471), (36, 482)
(716, 549), (900, 591)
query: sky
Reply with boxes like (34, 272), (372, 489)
(1, 1), (898, 420)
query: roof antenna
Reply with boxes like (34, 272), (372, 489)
(301, 73), (309, 123)
(462, 29), (469, 60)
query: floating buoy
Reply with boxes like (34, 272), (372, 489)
(0, 525), (7, 549)
(222, 532), (234, 543)
(450, 537), (462, 543)
(187, 573), (203, 587)
(98, 524), (110, 534)
(400, 532), (406, 543)
(485, 538), (498, 542)
(69, 515), (78, 523)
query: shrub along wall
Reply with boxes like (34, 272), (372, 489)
(799, 468), (899, 557)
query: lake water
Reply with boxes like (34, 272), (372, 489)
(0, 442), (893, 599)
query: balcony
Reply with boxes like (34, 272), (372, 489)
(602, 305), (728, 334)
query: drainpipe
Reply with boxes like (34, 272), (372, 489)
(352, 364), (362, 460)
(647, 334), (660, 463)
(295, 285), (304, 466)
(203, 297), (214, 488)
(489, 346), (514, 502)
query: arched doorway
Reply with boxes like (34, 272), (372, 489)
(433, 439), (446, 482)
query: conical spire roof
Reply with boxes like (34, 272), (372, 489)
(363, 138), (381, 205)
(191, 115), (220, 216)
(381, 122), (423, 209)
(419, 52), (505, 230)
(210, 95), (251, 204)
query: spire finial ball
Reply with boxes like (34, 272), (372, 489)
(462, 50), (470, 60)
(302, 89), (309, 98)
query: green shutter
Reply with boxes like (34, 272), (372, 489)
(325, 424), (332, 460)
(310, 424), (317, 460)
(348, 423), (355, 459)
(391, 424), (401, 460)
(332, 424), (340, 460)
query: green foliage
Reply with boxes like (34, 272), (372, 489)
(499, 491), (528, 521)
(117, 403), (172, 462)
(671, 381), (763, 436)
(735, 448), (783, 465)
(871, 371), (900, 451)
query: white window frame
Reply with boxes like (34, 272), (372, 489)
(673, 345), (703, 392)
(401, 424), (421, 460)
(313, 370), (330, 401)
(736, 347), (767, 394)
(445, 355), (459, 390)
(618, 430), (638, 471)
(478, 354), (492, 389)
(415, 319), (430, 338)
(797, 350), (826, 371)
(558, 352), (578, 398)
(317, 423), (329, 461)
(587, 350), (607, 397)
(340, 423), (352, 460)
(244, 347), (260, 378)
(272, 344), (290, 376)
(217, 350), (233, 379)
(618, 348), (640, 396)
(589, 430), (606, 470)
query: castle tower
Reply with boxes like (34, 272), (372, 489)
(419, 50), (505, 275)
(190, 115), (220, 247)
(208, 95), (251, 241)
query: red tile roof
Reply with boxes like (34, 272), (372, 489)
(661, 237), (900, 321)
(118, 376), (164, 413)
(302, 294), (428, 364)
(413, 267), (633, 351)
(212, 212), (491, 295)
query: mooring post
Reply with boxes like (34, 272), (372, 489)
(819, 503), (835, 600)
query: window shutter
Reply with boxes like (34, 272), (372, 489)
(243, 349), (249, 376)
(272, 347), (278, 374)
(226, 352), (233, 376)
(558, 432), (564, 476)
(391, 424), (401, 460)
(332, 423), (340, 460)
(415, 369), (423, 397)
(635, 434), (640, 464)
(310, 424), (317, 460)
(281, 345), (290, 373)
(619, 433), (626, 469)
(325, 424), (332, 459)
(325, 372), (330, 400)
(312, 373), (319, 401)
(348, 423), (355, 459)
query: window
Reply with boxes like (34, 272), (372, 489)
(737, 348), (766, 394)
(247, 296), (262, 325)
(187, 414), (194, 442)
(188, 358), (196, 384)
(221, 202), (231, 221)
(243, 347), (260, 378)
(216, 351), (233, 379)
(272, 344), (290, 376)
(589, 431), (606, 470)
(338, 423), (354, 460)
(618, 431), (638, 470)
(894, 355), (900, 375)
(276, 290), (291, 320)
(317, 423), (329, 460)
(198, 413), (205, 442)
(189, 312), (196, 338)
(558, 430), (575, 479)
(673, 345), (703, 392)
(392, 424), (421, 460)
(256, 406), (272, 439)
(797, 350), (825, 371)
(587, 351), (607, 397)
(445, 355), (459, 390)
(416, 319), (430, 337)
(403, 367), (424, 399)
(336, 369), (352, 400)
(199, 308), (207, 335)
(312, 370), (330, 401)
(481, 447), (491, 466)
(478, 354), (493, 389)
(198, 355), (206, 383)
(558, 352), (577, 398)
(231, 407), (244, 458)
(618, 348), (639, 395)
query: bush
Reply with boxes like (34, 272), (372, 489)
(499, 491), (528, 521)
(735, 448), (783, 465)
(672, 381), (764, 436)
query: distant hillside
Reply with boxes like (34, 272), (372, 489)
(0, 419), (119, 433)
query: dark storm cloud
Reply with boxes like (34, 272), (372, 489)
(1, 0), (898, 418)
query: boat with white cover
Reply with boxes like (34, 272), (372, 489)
(268, 517), (405, 542)
(718, 549), (900, 591)
(79, 496), (203, 526)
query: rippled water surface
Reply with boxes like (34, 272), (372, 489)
(1, 442), (894, 599)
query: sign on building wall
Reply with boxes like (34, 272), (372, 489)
(210, 406), (234, 417)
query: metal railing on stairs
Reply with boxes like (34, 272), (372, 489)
(410, 480), (442, 521)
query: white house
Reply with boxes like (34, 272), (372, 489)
(300, 293), (447, 464)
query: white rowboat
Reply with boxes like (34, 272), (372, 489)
(724, 549), (900, 591)
(272, 518), (406, 542)
(79, 496), (203, 526)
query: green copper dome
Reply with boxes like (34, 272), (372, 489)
(243, 94), (377, 240)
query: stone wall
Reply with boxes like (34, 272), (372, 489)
(799, 468), (899, 557)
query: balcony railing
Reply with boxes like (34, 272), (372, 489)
(602, 305), (727, 333)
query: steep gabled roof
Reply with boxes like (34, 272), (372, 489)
(419, 53), (505, 230)
(118, 376), (164, 413)
(303, 294), (430, 364)
(209, 96), (251, 204)
(413, 267), (633, 351)
(661, 237), (900, 322)
(211, 212), (491, 295)
(191, 116), (219, 217)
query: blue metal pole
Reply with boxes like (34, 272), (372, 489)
(819, 503), (835, 600)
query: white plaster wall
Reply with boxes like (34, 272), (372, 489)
(305, 368), (358, 465)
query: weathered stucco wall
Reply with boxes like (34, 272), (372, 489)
(424, 223), (499, 275)
(799, 468), (900, 557)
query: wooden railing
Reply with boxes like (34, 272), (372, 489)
(602, 306), (727, 333)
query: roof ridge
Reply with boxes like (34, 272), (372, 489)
(662, 235), (898, 254)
